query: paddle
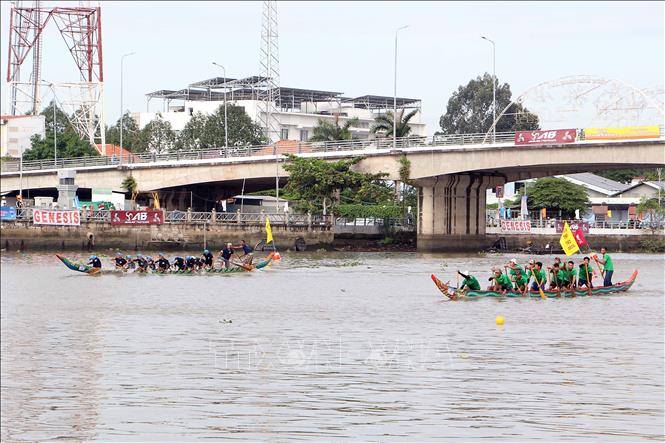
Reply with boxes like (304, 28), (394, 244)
(533, 271), (546, 299)
(584, 262), (592, 295)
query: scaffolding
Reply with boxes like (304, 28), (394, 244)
(258, 0), (280, 142)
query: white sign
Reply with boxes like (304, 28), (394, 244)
(33, 209), (81, 226)
(500, 220), (531, 232)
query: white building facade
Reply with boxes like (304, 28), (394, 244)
(0, 115), (46, 157)
(135, 77), (426, 143)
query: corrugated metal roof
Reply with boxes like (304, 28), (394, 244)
(564, 173), (632, 193)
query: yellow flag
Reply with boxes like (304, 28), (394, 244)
(559, 221), (580, 256)
(265, 217), (273, 244)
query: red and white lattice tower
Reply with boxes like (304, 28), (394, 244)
(6, 1), (105, 150)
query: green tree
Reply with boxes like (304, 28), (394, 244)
(176, 105), (266, 150)
(282, 154), (388, 215)
(309, 117), (360, 142)
(134, 116), (176, 153)
(527, 177), (590, 218)
(105, 112), (140, 151)
(439, 73), (540, 134)
(596, 168), (660, 184)
(121, 176), (138, 195)
(371, 110), (418, 138)
(636, 196), (665, 233)
(22, 101), (98, 160)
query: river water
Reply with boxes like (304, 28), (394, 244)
(1, 251), (663, 441)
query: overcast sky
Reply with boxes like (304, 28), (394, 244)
(1, 1), (663, 135)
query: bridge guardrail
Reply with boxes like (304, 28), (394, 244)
(2, 124), (663, 173)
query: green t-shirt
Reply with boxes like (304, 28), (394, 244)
(513, 274), (528, 288)
(509, 265), (524, 277)
(495, 274), (512, 288)
(530, 269), (546, 284)
(462, 276), (481, 290)
(550, 269), (563, 284)
(602, 253), (614, 271)
(579, 264), (592, 280)
(561, 268), (576, 283)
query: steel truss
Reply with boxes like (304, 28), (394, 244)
(258, 0), (281, 142)
(6, 3), (105, 150)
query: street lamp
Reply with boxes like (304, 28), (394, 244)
(212, 62), (229, 150)
(481, 36), (496, 143)
(120, 51), (136, 162)
(41, 80), (57, 166)
(394, 25), (409, 150)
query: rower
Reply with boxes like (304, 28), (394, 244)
(201, 249), (214, 269)
(506, 258), (524, 279)
(134, 254), (149, 272)
(488, 268), (512, 294)
(512, 268), (529, 294)
(548, 262), (564, 290)
(234, 240), (254, 265)
(87, 255), (102, 269)
(595, 247), (614, 286)
(126, 255), (135, 269)
(530, 262), (547, 292)
(220, 243), (234, 269)
(114, 252), (128, 269)
(156, 253), (171, 272)
(457, 270), (480, 290)
(185, 255), (197, 270)
(564, 261), (577, 289)
(578, 257), (593, 289)
(172, 256), (186, 271)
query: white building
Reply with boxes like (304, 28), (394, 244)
(134, 76), (426, 142)
(0, 115), (46, 157)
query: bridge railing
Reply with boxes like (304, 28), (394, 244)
(3, 124), (664, 173)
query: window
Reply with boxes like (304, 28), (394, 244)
(280, 128), (289, 140)
(299, 130), (309, 141)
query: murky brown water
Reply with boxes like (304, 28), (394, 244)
(1, 251), (663, 441)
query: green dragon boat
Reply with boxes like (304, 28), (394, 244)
(56, 252), (274, 276)
(431, 270), (638, 300)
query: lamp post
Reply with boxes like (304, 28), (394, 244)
(394, 25), (409, 150)
(481, 36), (496, 143)
(212, 62), (229, 150)
(120, 51), (136, 162)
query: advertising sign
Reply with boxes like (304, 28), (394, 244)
(555, 220), (589, 234)
(110, 210), (164, 225)
(500, 220), (531, 232)
(33, 209), (81, 226)
(515, 129), (577, 145)
(584, 125), (660, 141)
(0, 206), (17, 221)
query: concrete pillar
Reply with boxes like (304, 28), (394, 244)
(211, 208), (217, 223)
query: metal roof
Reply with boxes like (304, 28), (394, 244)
(563, 173), (632, 193)
(188, 77), (237, 88)
(146, 88), (228, 101)
(343, 95), (421, 109)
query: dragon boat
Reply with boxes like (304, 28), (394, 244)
(431, 270), (638, 300)
(56, 252), (274, 276)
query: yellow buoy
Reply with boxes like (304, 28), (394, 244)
(495, 315), (505, 326)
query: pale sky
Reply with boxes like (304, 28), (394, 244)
(1, 1), (663, 135)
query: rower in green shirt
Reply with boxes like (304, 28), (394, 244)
(529, 262), (547, 292)
(578, 257), (593, 289)
(564, 261), (578, 288)
(548, 263), (564, 289)
(512, 268), (529, 294)
(507, 259), (525, 279)
(457, 270), (481, 291)
(595, 247), (614, 286)
(488, 268), (513, 294)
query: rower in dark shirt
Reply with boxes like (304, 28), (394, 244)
(134, 254), (149, 272)
(202, 249), (214, 269)
(114, 252), (128, 269)
(172, 256), (186, 271)
(87, 255), (102, 268)
(185, 256), (197, 271)
(156, 253), (170, 272)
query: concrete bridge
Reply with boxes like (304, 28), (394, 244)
(2, 135), (664, 251)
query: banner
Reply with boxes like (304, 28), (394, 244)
(584, 125), (660, 141)
(555, 220), (589, 234)
(500, 220), (531, 232)
(265, 217), (273, 243)
(573, 228), (587, 248)
(0, 206), (17, 221)
(110, 210), (163, 225)
(33, 209), (80, 226)
(515, 129), (576, 145)
(559, 221), (580, 256)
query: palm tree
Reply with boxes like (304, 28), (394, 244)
(371, 109), (418, 138)
(309, 117), (360, 142)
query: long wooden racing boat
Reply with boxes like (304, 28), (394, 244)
(56, 252), (274, 276)
(431, 270), (638, 300)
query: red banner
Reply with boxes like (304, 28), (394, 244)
(33, 209), (80, 226)
(573, 228), (588, 247)
(515, 129), (577, 145)
(110, 210), (164, 225)
(500, 220), (531, 232)
(555, 220), (589, 234)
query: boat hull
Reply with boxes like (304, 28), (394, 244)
(431, 270), (638, 300)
